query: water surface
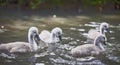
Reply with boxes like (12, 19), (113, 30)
(0, 10), (120, 65)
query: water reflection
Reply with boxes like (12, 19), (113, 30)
(0, 13), (120, 65)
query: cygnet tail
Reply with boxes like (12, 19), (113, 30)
(0, 44), (7, 51)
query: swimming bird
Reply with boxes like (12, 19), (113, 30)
(0, 27), (41, 53)
(71, 35), (106, 57)
(39, 27), (62, 44)
(88, 22), (110, 42)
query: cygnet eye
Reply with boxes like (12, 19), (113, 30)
(33, 31), (36, 34)
(103, 25), (107, 28)
(57, 32), (60, 35)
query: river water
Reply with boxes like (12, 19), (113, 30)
(0, 9), (120, 65)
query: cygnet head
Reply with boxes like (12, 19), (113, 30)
(94, 34), (107, 51)
(100, 22), (110, 34)
(28, 27), (41, 42)
(94, 35), (106, 46)
(51, 27), (62, 43)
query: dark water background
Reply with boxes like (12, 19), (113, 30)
(0, 9), (120, 65)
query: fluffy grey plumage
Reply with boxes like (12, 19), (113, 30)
(71, 35), (106, 57)
(0, 27), (40, 53)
